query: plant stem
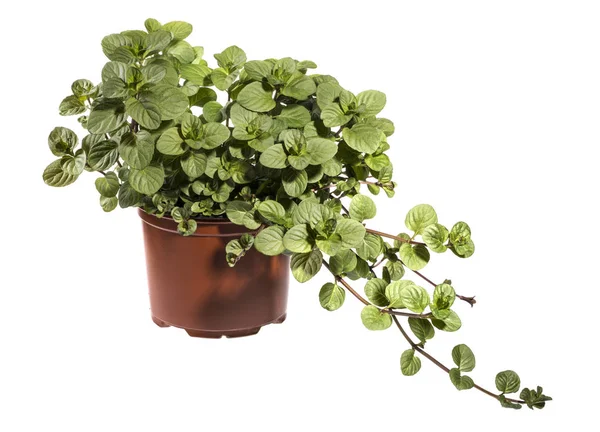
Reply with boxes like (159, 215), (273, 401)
(391, 316), (524, 405)
(365, 228), (426, 246)
(322, 261), (432, 319)
(341, 204), (350, 215)
(402, 263), (476, 306)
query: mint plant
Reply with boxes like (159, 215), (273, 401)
(43, 18), (551, 410)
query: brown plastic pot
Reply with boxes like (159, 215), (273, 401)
(138, 209), (290, 338)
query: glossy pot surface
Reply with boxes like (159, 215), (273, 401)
(139, 209), (289, 338)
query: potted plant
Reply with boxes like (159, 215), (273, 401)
(43, 18), (551, 410)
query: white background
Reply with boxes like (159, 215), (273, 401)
(1, 0), (598, 430)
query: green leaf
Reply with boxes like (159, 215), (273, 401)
(88, 140), (119, 171)
(357, 90), (386, 116)
(400, 284), (430, 313)
(118, 181), (142, 208)
(202, 123), (230, 149)
(316, 82), (343, 108)
(400, 349), (422, 376)
(422, 223), (449, 253)
(214, 45), (246, 69)
(282, 168), (308, 197)
(432, 283), (455, 317)
(306, 138), (338, 165)
(520, 386), (552, 410)
(452, 344), (476, 372)
(101, 34), (133, 60)
(385, 260), (405, 281)
(431, 310), (462, 332)
(129, 164), (165, 195)
(449, 368), (474, 391)
(316, 235), (342, 256)
(150, 85), (189, 120)
(103, 78), (128, 98)
(60, 150), (86, 175)
(385, 280), (414, 308)
(360, 305), (392, 331)
(237, 82), (275, 112)
(203, 101), (224, 123)
(329, 249), (357, 275)
(156, 128), (185, 155)
(225, 201), (253, 226)
(211, 68), (238, 91)
(42, 160), (78, 187)
(355, 233), (384, 261)
(405, 204), (438, 235)
(278, 105), (311, 128)
(364, 153), (390, 172)
(283, 224), (313, 253)
(125, 97), (161, 129)
(59, 95), (86, 116)
(449, 222), (475, 258)
(144, 18), (162, 33)
(166, 40), (195, 63)
(495, 371), (521, 394)
(100, 195), (118, 212)
(319, 283), (345, 311)
(364, 278), (389, 307)
(145, 30), (173, 52)
(244, 60), (272, 81)
(257, 200), (286, 222)
(254, 226), (286, 256)
(101, 61), (128, 82)
(335, 218), (366, 249)
(163, 21), (193, 40)
(282, 72), (316, 100)
(71, 79), (96, 97)
(408, 317), (435, 343)
(48, 127), (78, 156)
(141, 63), (167, 84)
(290, 249), (323, 283)
(259, 144), (288, 169)
(118, 132), (154, 169)
(181, 152), (208, 178)
(87, 99), (126, 134)
(349, 194), (377, 222)
(320, 104), (352, 127)
(95, 171), (120, 197)
(498, 395), (523, 410)
(342, 124), (383, 153)
(399, 243), (430, 271)
(178, 219), (198, 237)
(180, 63), (212, 85)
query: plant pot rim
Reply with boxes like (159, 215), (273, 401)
(138, 208), (254, 238)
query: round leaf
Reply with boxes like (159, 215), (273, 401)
(48, 127), (78, 156)
(319, 283), (345, 311)
(400, 284), (430, 313)
(400, 349), (422, 376)
(282, 168), (308, 197)
(129, 164), (165, 195)
(257, 200), (286, 222)
(181, 152), (208, 178)
(364, 278), (388, 307)
(290, 249), (323, 283)
(357, 90), (386, 117)
(408, 317), (435, 343)
(283, 224), (313, 253)
(237, 82), (275, 112)
(335, 218), (366, 249)
(118, 132), (154, 169)
(259, 144), (288, 169)
(100, 195), (118, 212)
(399, 243), (430, 271)
(452, 344), (476, 372)
(495, 370), (521, 394)
(278, 105), (311, 128)
(449, 368), (475, 391)
(422, 223), (449, 253)
(125, 97), (162, 130)
(42, 159), (78, 187)
(405, 204), (438, 235)
(349, 194), (377, 222)
(95, 171), (120, 197)
(157, 128), (186, 155)
(431, 310), (462, 332)
(360, 305), (392, 331)
(342, 124), (383, 153)
(254, 226), (286, 256)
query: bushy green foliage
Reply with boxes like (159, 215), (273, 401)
(43, 18), (550, 410)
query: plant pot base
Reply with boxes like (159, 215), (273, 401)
(151, 313), (288, 338)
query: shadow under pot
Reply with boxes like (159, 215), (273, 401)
(138, 209), (290, 338)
